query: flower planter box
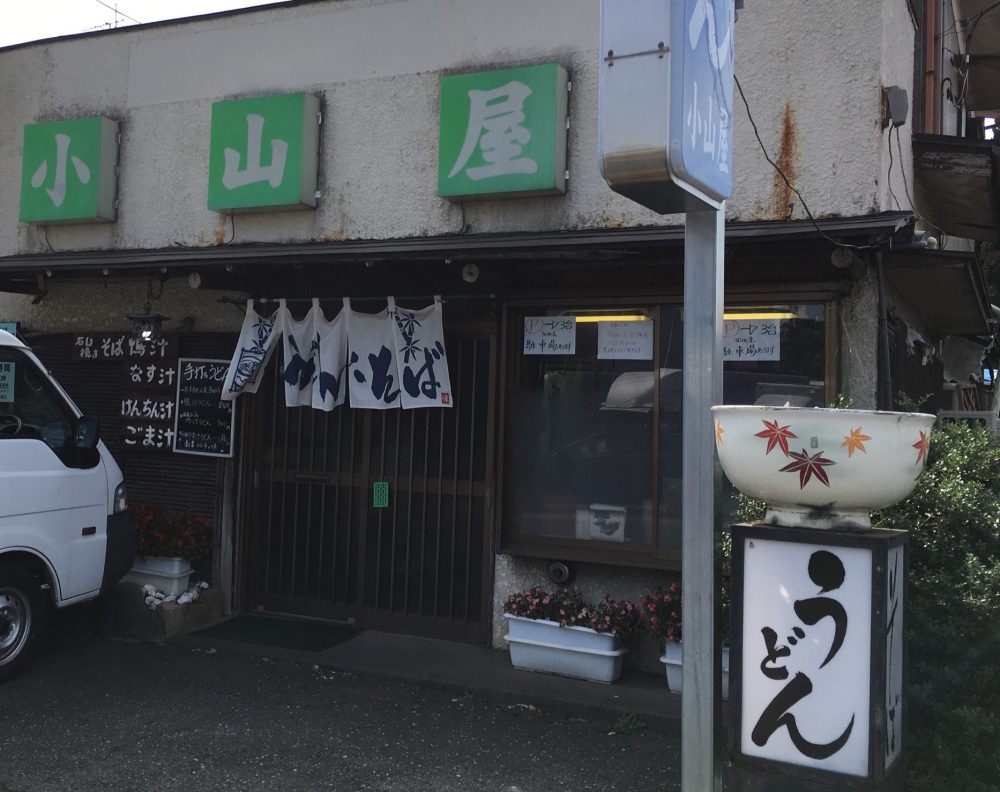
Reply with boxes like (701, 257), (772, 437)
(503, 614), (627, 684)
(123, 556), (192, 597)
(660, 640), (730, 700)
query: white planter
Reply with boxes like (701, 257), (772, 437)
(712, 405), (936, 529)
(503, 614), (627, 684)
(660, 641), (730, 700)
(123, 556), (192, 597)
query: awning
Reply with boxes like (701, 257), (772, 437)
(0, 213), (912, 294)
(884, 248), (992, 336)
(912, 134), (1000, 242)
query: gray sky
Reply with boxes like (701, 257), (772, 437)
(0, 0), (280, 48)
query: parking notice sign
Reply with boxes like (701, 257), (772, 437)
(0, 362), (13, 403)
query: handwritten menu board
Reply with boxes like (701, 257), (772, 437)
(116, 336), (178, 451)
(75, 333), (176, 361)
(173, 358), (235, 458)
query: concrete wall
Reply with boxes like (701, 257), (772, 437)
(840, 268), (881, 410)
(1, 0), (908, 266)
(0, 0), (920, 642)
(879, 0), (920, 214)
(0, 0), (920, 336)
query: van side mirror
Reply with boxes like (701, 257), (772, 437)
(74, 416), (100, 449)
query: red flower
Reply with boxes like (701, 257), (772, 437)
(131, 503), (213, 562)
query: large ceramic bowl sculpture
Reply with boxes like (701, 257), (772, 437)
(712, 405), (936, 530)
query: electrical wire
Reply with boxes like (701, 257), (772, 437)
(894, 126), (915, 210)
(938, 0), (1000, 41)
(887, 127), (901, 211)
(965, 0), (1000, 47)
(954, 67), (970, 110)
(733, 73), (894, 252)
(93, 0), (141, 26)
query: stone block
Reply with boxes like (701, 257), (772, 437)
(110, 581), (225, 641)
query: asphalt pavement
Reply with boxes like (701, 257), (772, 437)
(1, 602), (682, 792)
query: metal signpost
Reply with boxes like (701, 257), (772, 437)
(599, 2), (736, 790)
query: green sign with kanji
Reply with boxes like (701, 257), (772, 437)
(20, 116), (119, 224)
(437, 63), (568, 200)
(208, 93), (320, 212)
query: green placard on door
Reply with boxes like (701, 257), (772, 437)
(373, 481), (389, 509)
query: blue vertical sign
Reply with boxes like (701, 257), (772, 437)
(668, 0), (735, 202)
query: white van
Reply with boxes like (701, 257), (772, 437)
(0, 329), (134, 681)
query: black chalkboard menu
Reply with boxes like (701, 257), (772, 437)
(73, 333), (180, 451)
(173, 358), (235, 458)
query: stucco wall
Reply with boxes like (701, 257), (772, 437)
(0, 0), (920, 637)
(879, 0), (919, 215)
(1, 0), (907, 265)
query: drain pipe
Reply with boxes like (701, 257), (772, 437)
(876, 251), (894, 410)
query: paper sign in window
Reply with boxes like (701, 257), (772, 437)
(523, 317), (576, 355)
(723, 319), (780, 362)
(0, 362), (13, 403)
(588, 504), (626, 542)
(598, 320), (653, 360)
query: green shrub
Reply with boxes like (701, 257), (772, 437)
(872, 421), (1000, 791)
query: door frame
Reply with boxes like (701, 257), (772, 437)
(234, 318), (497, 643)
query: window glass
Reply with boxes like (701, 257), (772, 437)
(721, 305), (826, 406)
(656, 307), (685, 550)
(505, 302), (828, 557)
(0, 348), (77, 454)
(506, 308), (656, 545)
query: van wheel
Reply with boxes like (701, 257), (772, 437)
(0, 564), (40, 683)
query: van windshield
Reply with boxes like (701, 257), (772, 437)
(0, 347), (79, 457)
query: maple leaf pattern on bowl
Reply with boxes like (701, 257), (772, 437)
(712, 406), (936, 530)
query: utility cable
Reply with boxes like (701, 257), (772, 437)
(894, 126), (915, 210)
(734, 73), (895, 251)
(887, 126), (902, 211)
(93, 0), (141, 26)
(965, 0), (1000, 47)
(938, 0), (1000, 41)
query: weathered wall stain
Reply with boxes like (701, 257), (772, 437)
(771, 103), (799, 219)
(213, 217), (227, 247)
